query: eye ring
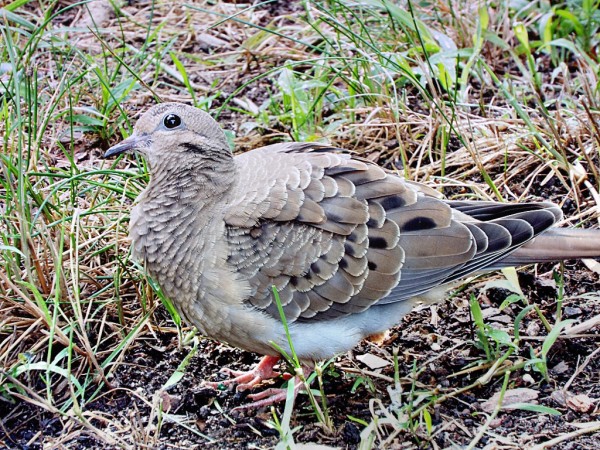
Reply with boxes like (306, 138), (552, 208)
(163, 113), (182, 129)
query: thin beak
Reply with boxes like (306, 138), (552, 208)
(103, 133), (149, 158)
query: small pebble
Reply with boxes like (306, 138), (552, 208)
(522, 374), (535, 384)
(564, 306), (582, 317)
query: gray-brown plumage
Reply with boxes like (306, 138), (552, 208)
(105, 103), (600, 372)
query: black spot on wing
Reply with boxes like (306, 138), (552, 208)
(367, 217), (380, 228)
(368, 261), (377, 270)
(401, 216), (437, 232)
(310, 261), (321, 274)
(377, 196), (406, 211)
(369, 237), (388, 249)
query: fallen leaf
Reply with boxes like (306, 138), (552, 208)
(159, 391), (172, 412)
(75, 0), (114, 28)
(481, 307), (501, 319)
(196, 33), (229, 50)
(583, 258), (600, 274)
(356, 353), (391, 370)
(489, 314), (513, 324)
(566, 393), (595, 413)
(551, 361), (570, 375)
(480, 388), (539, 413)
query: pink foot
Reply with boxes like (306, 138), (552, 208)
(204, 355), (291, 391)
(233, 366), (313, 410)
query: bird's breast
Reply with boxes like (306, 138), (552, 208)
(128, 198), (266, 345)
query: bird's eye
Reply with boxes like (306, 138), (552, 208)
(163, 114), (182, 129)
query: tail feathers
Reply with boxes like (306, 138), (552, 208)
(499, 228), (600, 266)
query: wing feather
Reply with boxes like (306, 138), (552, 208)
(223, 143), (561, 323)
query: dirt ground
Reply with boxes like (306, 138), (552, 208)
(1, 1), (600, 449)
(2, 260), (599, 448)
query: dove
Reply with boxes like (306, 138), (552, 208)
(104, 102), (600, 407)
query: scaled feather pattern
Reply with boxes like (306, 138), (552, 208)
(105, 103), (600, 363)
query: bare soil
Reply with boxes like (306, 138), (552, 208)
(2, 261), (599, 448)
(1, 1), (599, 449)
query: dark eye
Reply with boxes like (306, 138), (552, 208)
(163, 114), (182, 129)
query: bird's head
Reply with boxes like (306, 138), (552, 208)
(104, 103), (231, 170)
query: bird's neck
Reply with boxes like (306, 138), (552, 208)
(148, 152), (236, 202)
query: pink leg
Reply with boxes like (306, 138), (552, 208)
(233, 365), (312, 410)
(204, 355), (290, 391)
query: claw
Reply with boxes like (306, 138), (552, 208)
(233, 377), (305, 410)
(203, 355), (288, 391)
(203, 355), (313, 409)
(233, 366), (313, 410)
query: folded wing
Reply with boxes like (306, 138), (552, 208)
(224, 143), (561, 323)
